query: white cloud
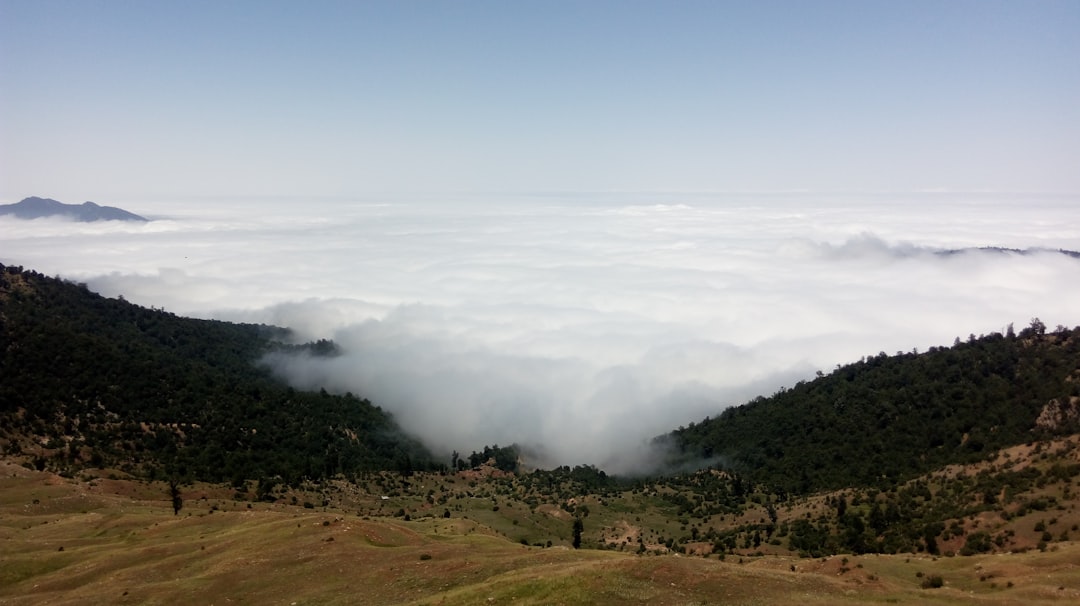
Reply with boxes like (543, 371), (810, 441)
(3, 193), (1079, 473)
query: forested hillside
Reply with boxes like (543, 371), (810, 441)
(0, 263), (436, 484)
(667, 322), (1080, 494)
(4, 260), (1079, 505)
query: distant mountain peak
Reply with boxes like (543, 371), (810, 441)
(0, 196), (148, 222)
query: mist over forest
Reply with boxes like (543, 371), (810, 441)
(3, 194), (1080, 471)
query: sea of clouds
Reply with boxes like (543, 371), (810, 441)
(3, 193), (1079, 472)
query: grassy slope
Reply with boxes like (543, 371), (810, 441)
(3, 460), (1079, 605)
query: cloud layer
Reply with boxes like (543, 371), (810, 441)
(3, 193), (1079, 472)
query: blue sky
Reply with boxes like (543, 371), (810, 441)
(2, 1), (1078, 201)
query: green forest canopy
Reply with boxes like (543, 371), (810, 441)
(0, 263), (438, 485)
(665, 320), (1080, 494)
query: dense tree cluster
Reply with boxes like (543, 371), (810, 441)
(454, 444), (521, 473)
(667, 321), (1080, 494)
(0, 263), (437, 483)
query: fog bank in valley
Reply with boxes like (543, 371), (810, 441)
(3, 194), (1079, 473)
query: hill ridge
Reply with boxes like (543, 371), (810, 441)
(665, 321), (1080, 493)
(0, 196), (148, 222)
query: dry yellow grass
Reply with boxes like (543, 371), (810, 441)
(2, 461), (1079, 605)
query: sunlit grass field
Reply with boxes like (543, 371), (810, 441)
(3, 460), (1079, 605)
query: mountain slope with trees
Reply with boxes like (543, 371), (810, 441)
(3, 263), (1080, 565)
(0, 263), (436, 485)
(665, 321), (1080, 494)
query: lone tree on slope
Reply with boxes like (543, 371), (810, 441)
(169, 480), (183, 516)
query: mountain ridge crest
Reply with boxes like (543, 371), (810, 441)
(0, 196), (148, 222)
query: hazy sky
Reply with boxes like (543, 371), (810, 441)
(2, 1), (1078, 201)
(3, 2), (1079, 472)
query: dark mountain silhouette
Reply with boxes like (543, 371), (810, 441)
(937, 246), (1080, 259)
(0, 196), (148, 222)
